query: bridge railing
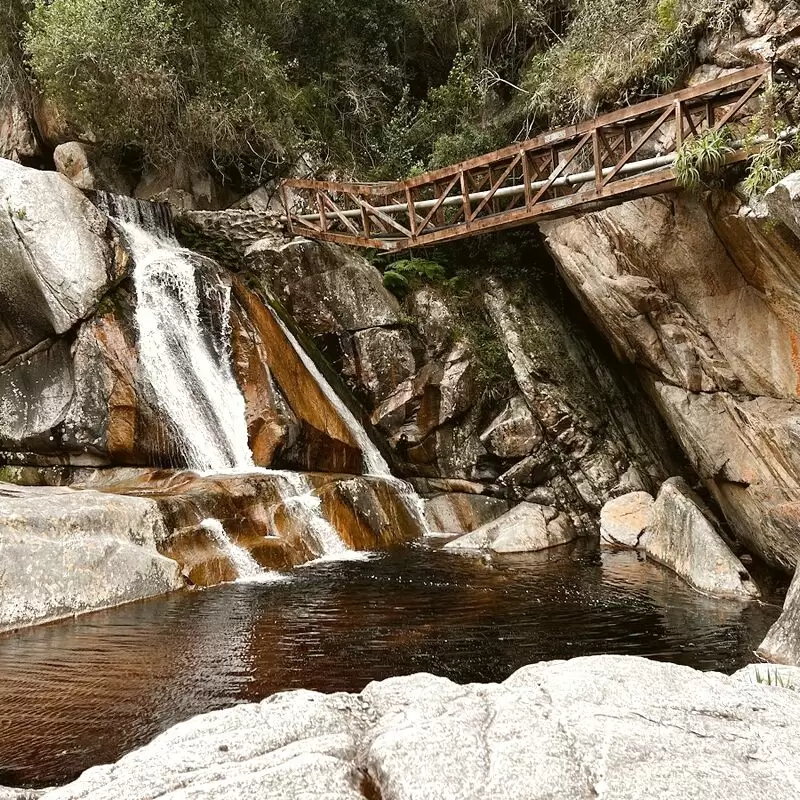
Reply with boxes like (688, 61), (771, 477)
(283, 63), (777, 251)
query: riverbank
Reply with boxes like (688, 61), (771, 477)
(16, 653), (800, 799)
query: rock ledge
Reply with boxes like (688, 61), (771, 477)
(38, 655), (800, 800)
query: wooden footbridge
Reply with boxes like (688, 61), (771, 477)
(282, 62), (792, 251)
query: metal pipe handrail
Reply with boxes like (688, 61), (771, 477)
(294, 129), (795, 226)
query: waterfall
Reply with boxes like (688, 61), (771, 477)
(94, 193), (426, 557)
(269, 310), (429, 535)
(200, 518), (264, 580)
(98, 195), (254, 473)
(270, 311), (390, 476)
(263, 469), (347, 557)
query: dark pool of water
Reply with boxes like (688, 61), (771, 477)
(0, 540), (780, 788)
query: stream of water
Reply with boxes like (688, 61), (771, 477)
(199, 519), (265, 580)
(116, 205), (254, 473)
(0, 542), (778, 789)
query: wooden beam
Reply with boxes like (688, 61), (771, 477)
(531, 132), (593, 206)
(321, 193), (360, 235)
(470, 154), (521, 221)
(601, 104), (674, 187)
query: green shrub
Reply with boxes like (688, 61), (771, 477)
(17, 0), (751, 182)
(0, 0), (32, 102)
(26, 0), (298, 184)
(674, 127), (734, 190)
(382, 270), (412, 297)
(742, 131), (800, 199)
(382, 257), (453, 297)
(518, 0), (744, 130)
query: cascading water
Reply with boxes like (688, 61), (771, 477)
(96, 192), (426, 554)
(262, 469), (347, 557)
(97, 194), (253, 473)
(200, 518), (264, 580)
(271, 309), (429, 533)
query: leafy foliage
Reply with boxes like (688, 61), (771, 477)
(26, 0), (298, 183)
(0, 0), (32, 102)
(674, 127), (734, 190)
(15, 0), (755, 185)
(743, 132), (800, 199)
(517, 0), (744, 133)
(382, 257), (453, 297)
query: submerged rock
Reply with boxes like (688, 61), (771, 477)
(600, 491), (654, 547)
(645, 477), (759, 600)
(759, 566), (800, 665)
(41, 655), (800, 800)
(445, 501), (575, 553)
(0, 482), (184, 632)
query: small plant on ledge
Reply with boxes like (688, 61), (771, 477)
(673, 126), (734, 190)
(742, 129), (800, 200)
(381, 258), (455, 298)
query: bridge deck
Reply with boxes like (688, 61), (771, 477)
(282, 63), (781, 251)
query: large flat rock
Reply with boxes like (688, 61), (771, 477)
(0, 482), (183, 631)
(41, 655), (800, 799)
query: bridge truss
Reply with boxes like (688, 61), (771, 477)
(282, 63), (792, 251)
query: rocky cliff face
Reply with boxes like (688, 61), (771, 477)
(244, 235), (683, 533)
(541, 185), (800, 573)
(0, 160), (369, 473)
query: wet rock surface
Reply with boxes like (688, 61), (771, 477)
(0, 482), (184, 631)
(759, 566), (800, 665)
(0, 468), (426, 622)
(0, 167), (370, 473)
(38, 655), (800, 800)
(445, 501), (576, 554)
(242, 235), (678, 525)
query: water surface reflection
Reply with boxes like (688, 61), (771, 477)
(0, 542), (778, 787)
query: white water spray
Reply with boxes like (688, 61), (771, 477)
(98, 194), (253, 473)
(200, 518), (265, 580)
(127, 226), (253, 472)
(272, 310), (429, 534)
(262, 469), (347, 557)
